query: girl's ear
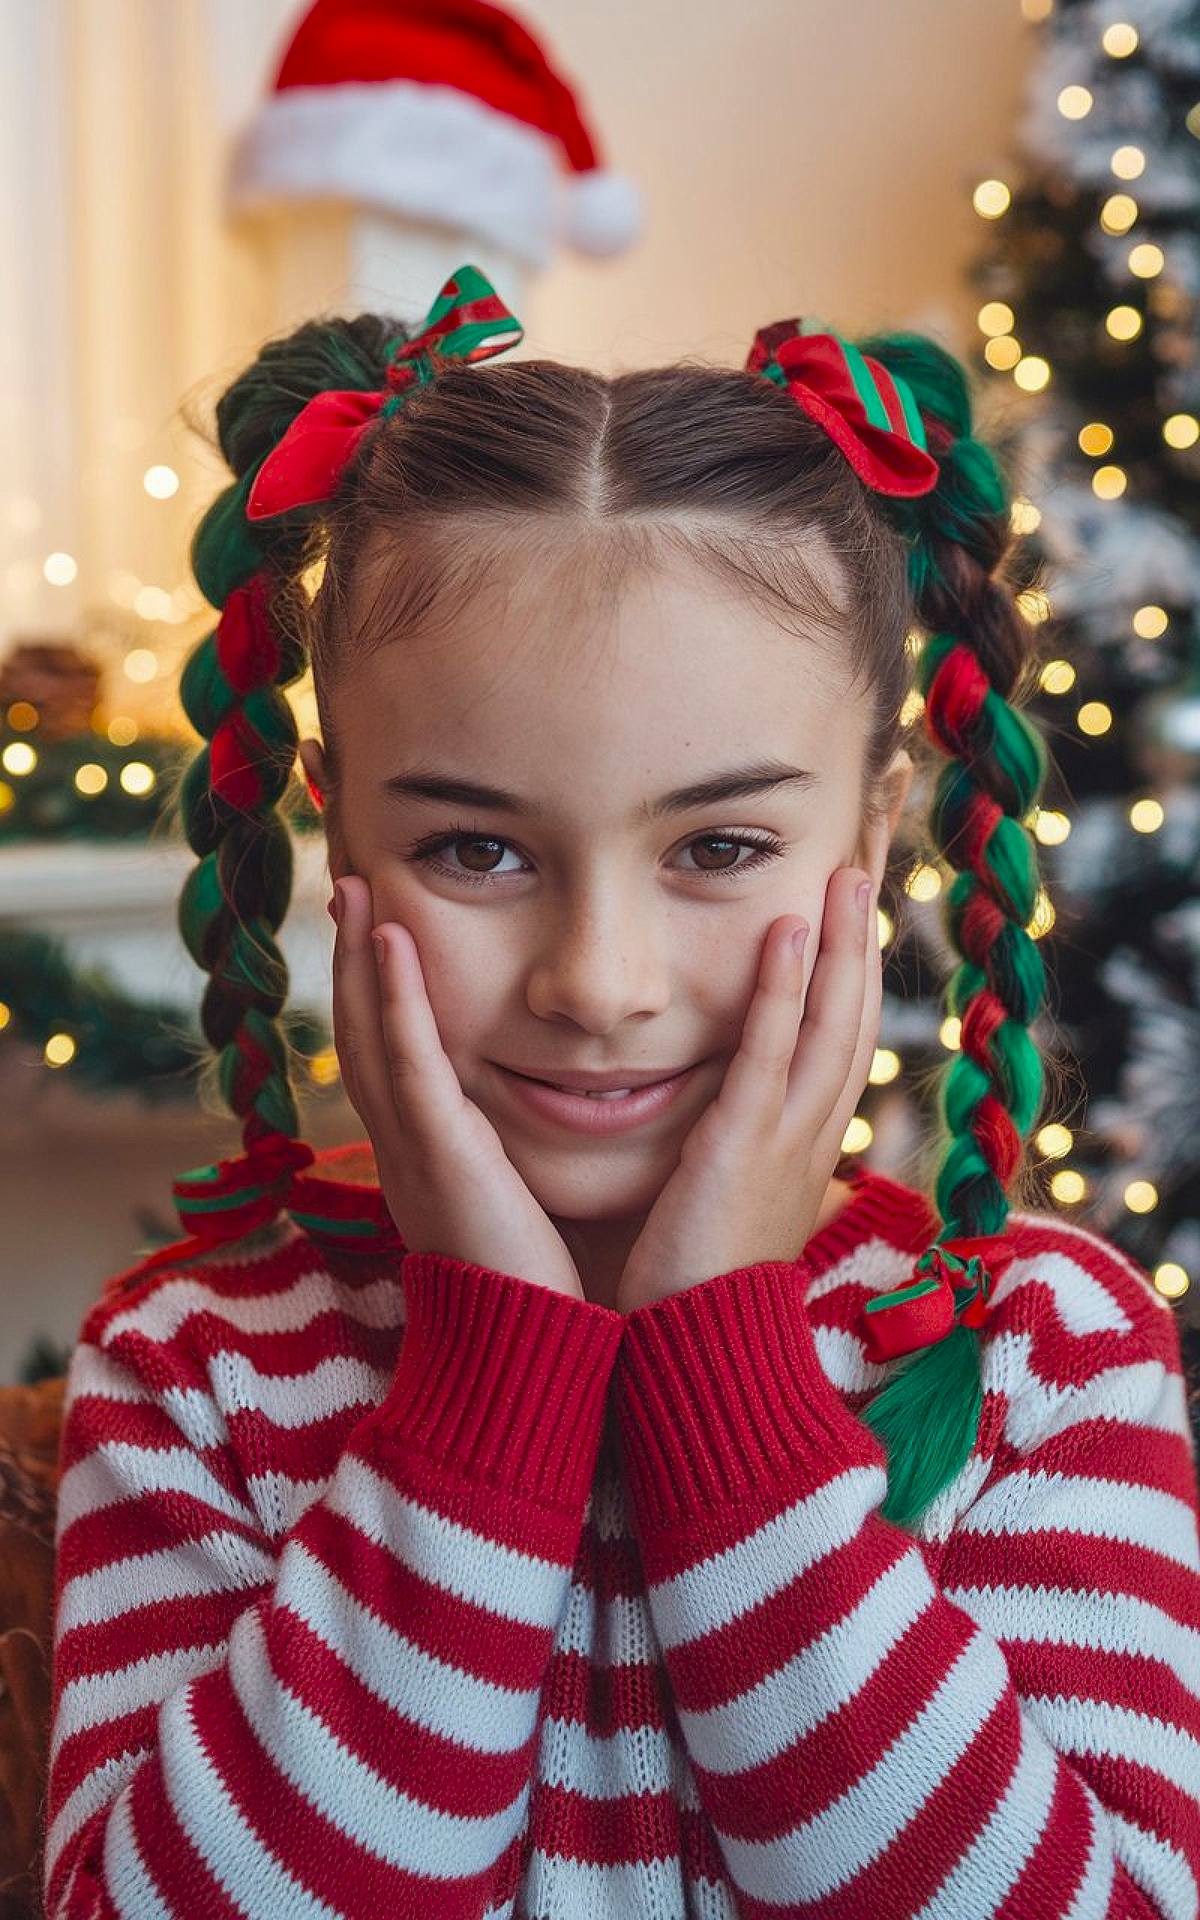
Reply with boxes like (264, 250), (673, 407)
(298, 736), (351, 880)
(297, 737), (327, 796)
(853, 747), (914, 891)
(880, 745), (915, 841)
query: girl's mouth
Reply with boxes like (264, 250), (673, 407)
(492, 1062), (703, 1135)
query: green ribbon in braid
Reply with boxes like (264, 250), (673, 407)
(846, 328), (1053, 1532)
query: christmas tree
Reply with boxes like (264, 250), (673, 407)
(877, 0), (1199, 1324)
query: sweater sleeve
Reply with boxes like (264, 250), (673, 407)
(613, 1255), (1200, 1920)
(44, 1251), (623, 1920)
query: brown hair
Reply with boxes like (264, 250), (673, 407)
(179, 307), (1050, 1530)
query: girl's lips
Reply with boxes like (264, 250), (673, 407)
(493, 1061), (704, 1135)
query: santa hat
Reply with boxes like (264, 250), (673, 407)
(228, 0), (643, 269)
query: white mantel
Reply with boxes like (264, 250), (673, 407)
(1, 834), (336, 1015)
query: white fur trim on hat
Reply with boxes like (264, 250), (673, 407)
(228, 80), (640, 268)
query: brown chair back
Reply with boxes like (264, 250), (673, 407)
(0, 1375), (65, 1920)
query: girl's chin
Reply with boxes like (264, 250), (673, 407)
(501, 1143), (674, 1215)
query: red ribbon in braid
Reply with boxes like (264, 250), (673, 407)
(746, 316), (942, 498)
(245, 263), (524, 521)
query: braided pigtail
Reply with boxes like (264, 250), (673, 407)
(176, 317), (398, 1170)
(851, 331), (1050, 1533)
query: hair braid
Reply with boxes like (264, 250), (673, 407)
(177, 316), (399, 1160)
(850, 330), (1050, 1533)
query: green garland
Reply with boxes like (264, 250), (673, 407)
(0, 924), (330, 1101)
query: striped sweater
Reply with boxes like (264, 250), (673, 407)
(44, 1144), (1200, 1919)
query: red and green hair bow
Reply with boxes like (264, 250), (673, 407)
(861, 1235), (1018, 1363)
(746, 316), (941, 499)
(245, 262), (524, 521)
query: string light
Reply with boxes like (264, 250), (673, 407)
(841, 1115), (873, 1153)
(1101, 22), (1138, 56)
(1093, 465), (1127, 499)
(1153, 1262), (1190, 1300)
(899, 688), (925, 727)
(977, 301), (1015, 336)
(1105, 305), (1143, 340)
(1017, 588), (1052, 622)
(1188, 103), (1200, 139)
(1057, 85), (1093, 119)
(1077, 700), (1113, 735)
(1111, 145), (1145, 179)
(45, 1034), (77, 1068)
(877, 906), (894, 947)
(1123, 1179), (1158, 1213)
(1163, 414), (1199, 449)
(985, 336), (1023, 371)
(0, 1002), (10, 1031)
(939, 1015), (962, 1050)
(1133, 605), (1169, 638)
(1014, 356), (1051, 392)
(1050, 1168), (1087, 1203)
(1128, 243), (1164, 278)
(307, 1048), (341, 1087)
(1039, 658), (1076, 694)
(1078, 422), (1114, 456)
(107, 715), (139, 745)
(1033, 807), (1071, 845)
(869, 1048), (902, 1085)
(1100, 195), (1139, 235)
(122, 649), (159, 683)
(1035, 1122), (1073, 1158)
(43, 552), (77, 586)
(973, 179), (1012, 218)
(142, 465), (180, 499)
(1129, 797), (1165, 833)
(134, 585), (173, 622)
(74, 764), (108, 796)
(1027, 888), (1056, 939)
(6, 701), (37, 731)
(1010, 496), (1042, 534)
(119, 762), (156, 796)
(1, 742), (36, 776)
(905, 862), (943, 901)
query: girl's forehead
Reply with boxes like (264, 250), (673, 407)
(345, 544), (858, 723)
(347, 604), (861, 765)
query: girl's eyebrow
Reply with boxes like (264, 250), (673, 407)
(380, 759), (819, 824)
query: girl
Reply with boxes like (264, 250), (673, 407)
(44, 265), (1199, 1919)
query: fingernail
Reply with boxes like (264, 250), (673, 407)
(856, 880), (872, 913)
(791, 924), (808, 957)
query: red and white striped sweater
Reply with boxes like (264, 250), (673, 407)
(44, 1145), (1200, 1919)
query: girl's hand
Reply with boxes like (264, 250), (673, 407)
(614, 866), (881, 1314)
(331, 875), (586, 1301)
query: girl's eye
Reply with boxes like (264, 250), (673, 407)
(405, 822), (788, 887)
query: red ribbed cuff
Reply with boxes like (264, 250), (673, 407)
(370, 1252), (624, 1513)
(615, 1260), (887, 1535)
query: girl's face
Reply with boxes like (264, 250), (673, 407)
(300, 538), (911, 1238)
